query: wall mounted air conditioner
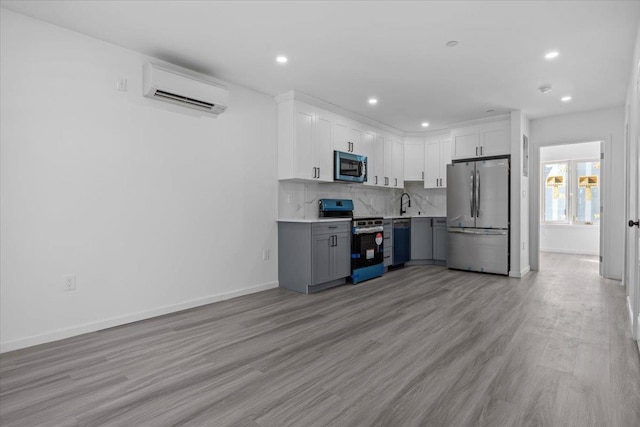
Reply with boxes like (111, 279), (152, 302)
(143, 63), (228, 116)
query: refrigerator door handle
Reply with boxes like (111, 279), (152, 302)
(476, 169), (481, 217)
(470, 169), (475, 217)
(447, 228), (507, 235)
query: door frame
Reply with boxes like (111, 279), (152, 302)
(625, 103), (640, 342)
(530, 138), (611, 276)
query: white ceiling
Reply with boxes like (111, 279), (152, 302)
(2, 0), (639, 132)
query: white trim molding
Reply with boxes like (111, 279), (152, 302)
(0, 281), (279, 353)
(509, 266), (531, 278)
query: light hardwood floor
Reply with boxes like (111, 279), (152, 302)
(1, 253), (639, 426)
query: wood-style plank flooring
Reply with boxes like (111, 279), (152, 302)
(1, 253), (639, 426)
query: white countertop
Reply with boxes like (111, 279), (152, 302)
(383, 215), (446, 219)
(277, 218), (352, 223)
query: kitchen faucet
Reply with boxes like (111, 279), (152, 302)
(400, 193), (411, 215)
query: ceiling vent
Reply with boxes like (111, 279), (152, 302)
(143, 63), (228, 116)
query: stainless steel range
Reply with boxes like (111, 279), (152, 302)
(319, 199), (384, 284)
(351, 216), (384, 283)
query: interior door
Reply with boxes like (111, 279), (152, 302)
(446, 161), (475, 228)
(475, 158), (509, 229)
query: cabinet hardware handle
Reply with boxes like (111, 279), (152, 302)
(436, 178), (438, 186)
(629, 219), (640, 228)
(313, 167), (317, 178)
(480, 146), (483, 156)
(422, 171), (424, 180)
(375, 176), (378, 185)
(328, 226), (338, 229)
(395, 178), (398, 186)
(476, 147), (478, 156)
(317, 167), (320, 179)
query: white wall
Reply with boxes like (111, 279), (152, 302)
(540, 142), (601, 255)
(0, 10), (278, 352)
(530, 107), (626, 279)
(509, 111), (531, 277)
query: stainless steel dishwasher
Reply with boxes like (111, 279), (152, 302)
(392, 218), (411, 266)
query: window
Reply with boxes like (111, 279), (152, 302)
(542, 159), (600, 225)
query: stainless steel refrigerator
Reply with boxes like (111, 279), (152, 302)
(446, 158), (509, 275)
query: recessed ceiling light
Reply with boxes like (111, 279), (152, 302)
(276, 55), (288, 64)
(421, 122), (430, 127)
(368, 98), (378, 105)
(544, 51), (559, 60)
(561, 96), (572, 102)
(539, 85), (552, 94)
(446, 41), (459, 47)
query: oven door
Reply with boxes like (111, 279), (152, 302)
(335, 151), (367, 183)
(352, 231), (384, 269)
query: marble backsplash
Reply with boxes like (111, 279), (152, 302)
(278, 180), (447, 219)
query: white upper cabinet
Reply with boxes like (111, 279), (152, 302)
(404, 137), (425, 181)
(277, 100), (334, 182)
(277, 93), (406, 188)
(451, 120), (510, 160)
(369, 134), (386, 187)
(479, 122), (510, 157)
(386, 136), (404, 189)
(424, 135), (451, 189)
(314, 111), (334, 181)
(360, 130), (375, 184)
(334, 120), (364, 155)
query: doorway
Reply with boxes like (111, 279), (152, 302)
(538, 142), (602, 270)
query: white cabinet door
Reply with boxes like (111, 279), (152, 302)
(392, 138), (404, 188)
(361, 130), (375, 185)
(451, 121), (510, 160)
(294, 108), (315, 180)
(315, 112), (334, 182)
(440, 138), (452, 187)
(451, 126), (479, 160)
(424, 140), (441, 189)
(480, 122), (510, 157)
(349, 126), (363, 155)
(383, 137), (393, 187)
(334, 121), (361, 154)
(404, 138), (425, 181)
(424, 137), (452, 189)
(334, 122), (350, 153)
(371, 135), (385, 186)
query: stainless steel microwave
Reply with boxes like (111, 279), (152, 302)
(334, 151), (367, 183)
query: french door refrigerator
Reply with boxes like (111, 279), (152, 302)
(446, 157), (509, 275)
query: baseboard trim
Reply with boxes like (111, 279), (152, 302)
(0, 281), (279, 354)
(627, 296), (635, 340)
(509, 266), (531, 278)
(539, 248), (599, 256)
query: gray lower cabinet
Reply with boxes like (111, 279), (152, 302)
(432, 218), (447, 262)
(410, 217), (447, 265)
(411, 217), (433, 260)
(279, 221), (351, 293)
(383, 219), (393, 268)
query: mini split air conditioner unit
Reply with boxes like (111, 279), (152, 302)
(142, 63), (228, 116)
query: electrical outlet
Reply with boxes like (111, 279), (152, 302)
(262, 249), (270, 261)
(63, 274), (76, 291)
